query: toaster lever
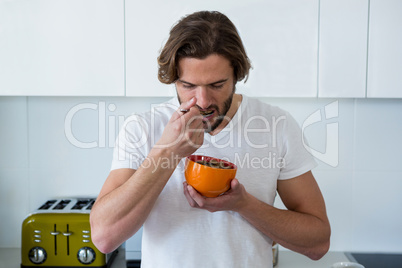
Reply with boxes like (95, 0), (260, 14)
(50, 231), (60, 236)
(63, 232), (73, 236)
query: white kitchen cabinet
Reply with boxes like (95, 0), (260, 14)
(367, 0), (402, 98)
(125, 0), (319, 97)
(240, 0), (319, 97)
(0, 0), (124, 96)
(124, 0), (181, 97)
(318, 0), (369, 98)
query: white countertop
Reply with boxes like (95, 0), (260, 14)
(0, 248), (350, 268)
(277, 251), (350, 268)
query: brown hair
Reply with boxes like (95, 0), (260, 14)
(157, 11), (251, 84)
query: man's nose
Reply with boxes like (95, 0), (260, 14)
(195, 87), (212, 109)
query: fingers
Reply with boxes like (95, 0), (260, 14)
(183, 179), (244, 213)
(180, 97), (197, 111)
(177, 98), (203, 127)
(161, 97), (203, 156)
(183, 182), (199, 208)
(187, 184), (204, 206)
(183, 182), (210, 209)
(225, 178), (242, 195)
(174, 97), (204, 138)
(174, 97), (197, 119)
(176, 98), (204, 149)
(230, 178), (239, 190)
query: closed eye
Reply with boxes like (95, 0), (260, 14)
(209, 79), (228, 89)
(178, 79), (228, 89)
(179, 81), (196, 89)
(210, 83), (224, 89)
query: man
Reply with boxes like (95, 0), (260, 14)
(90, 11), (330, 267)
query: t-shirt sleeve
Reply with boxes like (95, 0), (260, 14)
(277, 112), (317, 180)
(110, 114), (149, 171)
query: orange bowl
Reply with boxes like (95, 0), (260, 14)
(184, 155), (237, 197)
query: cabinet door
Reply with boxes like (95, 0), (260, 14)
(125, 0), (319, 97)
(318, 0), (369, 98)
(367, 0), (402, 98)
(0, 0), (124, 96)
(125, 0), (180, 97)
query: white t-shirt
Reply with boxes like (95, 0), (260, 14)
(111, 95), (317, 268)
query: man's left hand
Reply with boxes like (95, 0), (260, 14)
(182, 178), (248, 212)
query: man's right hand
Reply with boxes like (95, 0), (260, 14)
(155, 97), (204, 158)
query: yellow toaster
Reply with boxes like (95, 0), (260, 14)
(21, 198), (117, 267)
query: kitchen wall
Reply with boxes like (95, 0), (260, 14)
(1, 96), (401, 253)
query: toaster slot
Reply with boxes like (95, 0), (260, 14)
(86, 199), (95, 210)
(72, 199), (91, 210)
(38, 200), (57, 210)
(53, 199), (71, 210)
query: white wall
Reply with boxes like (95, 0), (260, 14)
(1, 96), (401, 253)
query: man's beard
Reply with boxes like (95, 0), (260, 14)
(177, 90), (235, 134)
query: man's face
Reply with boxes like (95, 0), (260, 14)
(176, 54), (235, 133)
